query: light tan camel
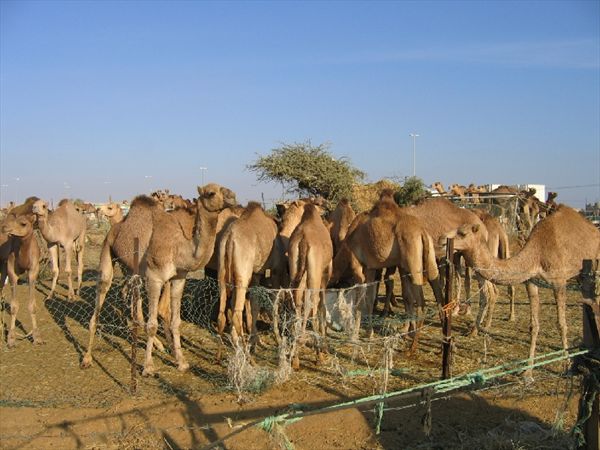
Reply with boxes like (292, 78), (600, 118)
(288, 203), (333, 367)
(82, 183), (237, 375)
(1, 212), (42, 347)
(444, 204), (600, 379)
(204, 205), (245, 278)
(328, 198), (356, 255)
(449, 184), (467, 199)
(331, 192), (444, 347)
(217, 202), (287, 354)
(32, 199), (87, 300)
(97, 202), (124, 226)
(277, 199), (312, 251)
(432, 182), (447, 196)
(468, 209), (516, 332)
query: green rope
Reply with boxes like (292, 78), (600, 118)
(202, 347), (590, 450)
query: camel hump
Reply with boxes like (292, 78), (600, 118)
(243, 201), (263, 214)
(57, 199), (71, 207)
(130, 195), (158, 209)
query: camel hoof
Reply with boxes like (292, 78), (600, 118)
(292, 356), (300, 370)
(33, 337), (45, 345)
(508, 315), (516, 322)
(316, 352), (327, 365)
(142, 366), (156, 377)
(521, 371), (534, 384)
(177, 361), (190, 373)
(7, 334), (16, 349)
(466, 326), (479, 337)
(81, 354), (93, 369)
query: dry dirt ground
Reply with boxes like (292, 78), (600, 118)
(0, 226), (590, 449)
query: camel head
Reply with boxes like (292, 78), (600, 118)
(547, 192), (557, 202)
(31, 199), (50, 217)
(1, 213), (34, 237)
(197, 183), (237, 212)
(97, 202), (122, 219)
(439, 223), (485, 254)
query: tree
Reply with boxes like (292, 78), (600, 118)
(247, 141), (365, 207)
(394, 176), (430, 206)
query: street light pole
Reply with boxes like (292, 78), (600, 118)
(199, 167), (207, 186)
(409, 133), (420, 177)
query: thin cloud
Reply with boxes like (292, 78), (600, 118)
(323, 39), (600, 69)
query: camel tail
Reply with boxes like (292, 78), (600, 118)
(292, 240), (309, 287)
(422, 232), (439, 281)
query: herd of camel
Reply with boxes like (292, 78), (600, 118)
(0, 181), (598, 379)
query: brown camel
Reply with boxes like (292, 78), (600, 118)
(288, 203), (333, 367)
(32, 199), (87, 300)
(217, 202), (287, 353)
(1, 198), (40, 294)
(328, 198), (356, 255)
(331, 192), (444, 347)
(277, 199), (312, 251)
(546, 192), (558, 213)
(82, 183), (237, 375)
(444, 204), (600, 379)
(1, 212), (42, 347)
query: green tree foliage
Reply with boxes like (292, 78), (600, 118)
(394, 176), (431, 206)
(247, 141), (365, 207)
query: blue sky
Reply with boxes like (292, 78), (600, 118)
(1, 0), (599, 208)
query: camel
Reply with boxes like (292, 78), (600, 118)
(277, 198), (313, 251)
(97, 202), (124, 226)
(328, 198), (355, 255)
(1, 198), (40, 294)
(443, 204), (600, 379)
(467, 209), (516, 332)
(32, 199), (87, 300)
(217, 202), (287, 354)
(204, 205), (245, 278)
(449, 184), (467, 200)
(331, 191), (444, 348)
(82, 183), (237, 375)
(1, 212), (42, 347)
(431, 182), (447, 196)
(288, 203), (333, 367)
(546, 192), (558, 213)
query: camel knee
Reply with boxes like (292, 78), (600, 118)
(146, 319), (159, 336)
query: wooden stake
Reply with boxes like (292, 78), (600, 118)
(441, 238), (454, 380)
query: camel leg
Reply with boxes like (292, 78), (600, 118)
(483, 282), (499, 331)
(74, 235), (85, 296)
(399, 272), (415, 336)
(142, 277), (163, 377)
(507, 285), (516, 321)
(231, 274), (251, 346)
(169, 277), (189, 372)
(6, 262), (19, 348)
(407, 282), (426, 354)
(469, 274), (488, 337)
(462, 266), (472, 316)
(63, 242), (75, 300)
(216, 283), (231, 362)
(553, 284), (569, 352)
(524, 281), (540, 380)
(46, 244), (59, 300)
(0, 259), (7, 299)
(28, 266), (43, 345)
(155, 282), (171, 352)
(291, 280), (306, 370)
(81, 247), (114, 368)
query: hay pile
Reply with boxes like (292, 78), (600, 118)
(351, 179), (401, 212)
